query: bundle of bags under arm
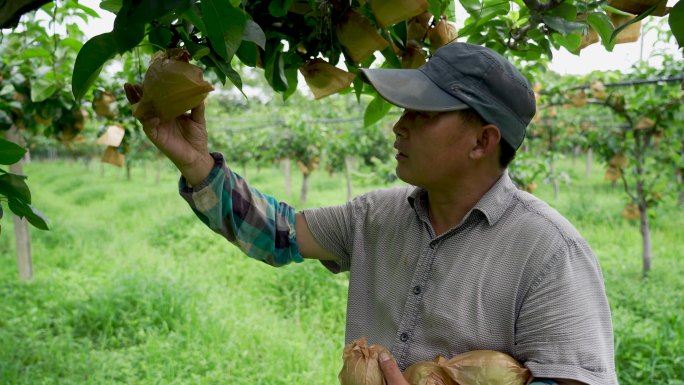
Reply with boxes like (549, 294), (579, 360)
(339, 337), (531, 385)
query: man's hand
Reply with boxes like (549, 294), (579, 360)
(124, 83), (214, 185)
(379, 353), (410, 385)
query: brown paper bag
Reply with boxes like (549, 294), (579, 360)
(102, 146), (125, 167)
(336, 11), (389, 64)
(370, 0), (429, 28)
(300, 59), (355, 99)
(441, 350), (531, 385)
(133, 49), (214, 123)
(96, 124), (126, 147)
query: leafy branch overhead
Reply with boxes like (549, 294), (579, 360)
(70, 0), (683, 107)
(0, 139), (49, 231)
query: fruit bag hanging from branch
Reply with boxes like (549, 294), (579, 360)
(133, 49), (214, 123)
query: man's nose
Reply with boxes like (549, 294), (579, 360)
(393, 111), (412, 137)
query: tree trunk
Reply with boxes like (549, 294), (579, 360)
(586, 147), (592, 177)
(100, 161), (105, 177)
(634, 131), (651, 277)
(242, 163), (247, 180)
(282, 158), (292, 196)
(550, 159), (558, 199)
(300, 172), (310, 204)
(126, 161), (132, 181)
(156, 158), (161, 184)
(6, 126), (32, 281)
(678, 142), (684, 206)
(678, 169), (684, 206)
(638, 201), (652, 277)
(344, 156), (353, 201)
(572, 145), (580, 167)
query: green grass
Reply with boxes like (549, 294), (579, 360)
(0, 156), (682, 384)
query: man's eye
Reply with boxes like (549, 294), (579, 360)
(417, 112), (436, 120)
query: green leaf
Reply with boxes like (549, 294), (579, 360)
(283, 67), (298, 100)
(552, 32), (582, 52)
(183, 37), (211, 60)
(182, 7), (207, 35)
(523, 47), (543, 60)
(112, 21), (145, 54)
(268, 0), (295, 17)
(0, 110), (12, 132)
(75, 3), (100, 18)
(380, 45), (401, 69)
(100, 0), (122, 14)
(669, 0), (684, 48)
(31, 78), (58, 103)
(459, 0), (482, 14)
(8, 198), (49, 230)
(364, 94), (392, 128)
(21, 47), (51, 59)
(208, 54), (243, 92)
(149, 26), (174, 49)
(236, 41), (259, 67)
(353, 76), (364, 104)
(542, 15), (586, 35)
(0, 139), (26, 165)
(30, 78), (58, 102)
(587, 12), (615, 50)
(243, 20), (266, 49)
(201, 0), (247, 61)
(61, 37), (83, 51)
(72, 33), (117, 100)
(608, 4), (658, 46)
(0, 84), (13, 97)
(264, 45), (288, 93)
(127, 0), (193, 24)
(478, 0), (509, 19)
(546, 2), (577, 20)
(428, 0), (442, 16)
(0, 173), (31, 204)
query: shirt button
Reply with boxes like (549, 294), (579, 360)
(400, 333), (409, 342)
(412, 285), (421, 295)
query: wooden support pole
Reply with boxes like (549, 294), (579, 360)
(6, 126), (32, 281)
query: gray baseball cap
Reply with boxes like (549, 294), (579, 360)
(360, 42), (536, 149)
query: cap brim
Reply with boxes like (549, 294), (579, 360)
(359, 68), (469, 112)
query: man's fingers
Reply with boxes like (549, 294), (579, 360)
(190, 100), (206, 126)
(140, 115), (160, 133)
(123, 83), (142, 104)
(379, 352), (408, 385)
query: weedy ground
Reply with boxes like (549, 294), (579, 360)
(0, 156), (682, 385)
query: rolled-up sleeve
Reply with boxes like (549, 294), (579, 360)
(301, 200), (357, 273)
(179, 152), (302, 267)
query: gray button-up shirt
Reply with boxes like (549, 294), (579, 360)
(303, 172), (617, 385)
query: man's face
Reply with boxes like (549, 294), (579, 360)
(392, 109), (476, 189)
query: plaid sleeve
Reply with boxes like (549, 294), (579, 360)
(178, 153), (303, 267)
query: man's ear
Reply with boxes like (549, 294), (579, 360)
(470, 124), (501, 161)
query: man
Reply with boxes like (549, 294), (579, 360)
(125, 42), (618, 385)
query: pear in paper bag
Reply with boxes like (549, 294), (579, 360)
(133, 49), (214, 123)
(444, 350), (531, 385)
(96, 124), (126, 147)
(339, 337), (391, 385)
(300, 59), (355, 99)
(403, 356), (456, 385)
(336, 12), (389, 64)
(102, 146), (125, 167)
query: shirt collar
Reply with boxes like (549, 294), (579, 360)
(407, 171), (517, 227)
